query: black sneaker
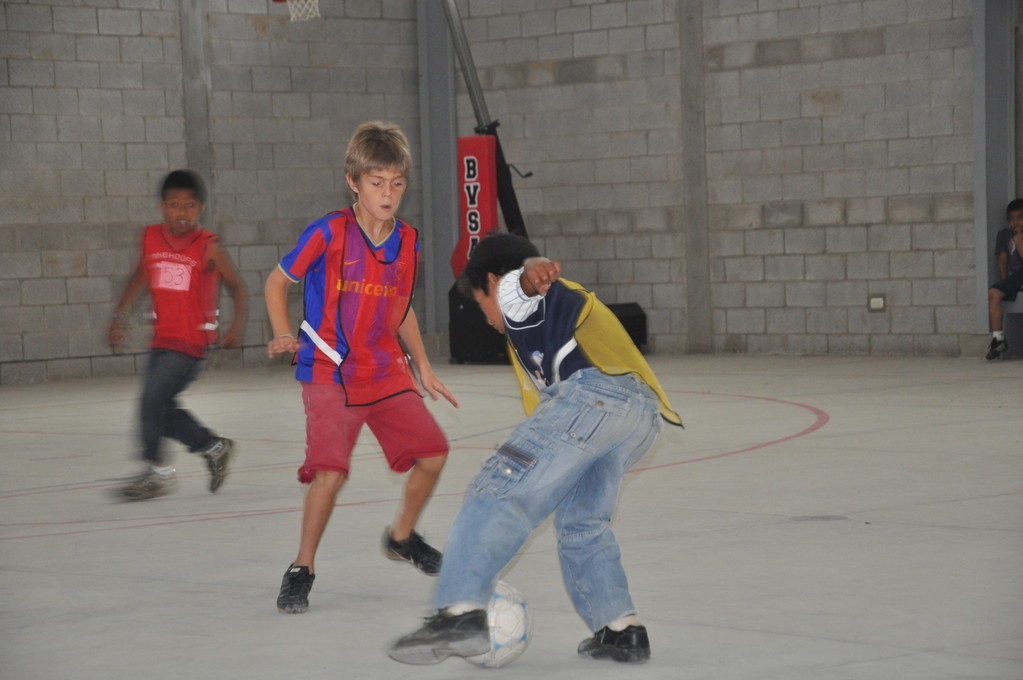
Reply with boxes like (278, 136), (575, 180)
(986, 337), (1008, 360)
(388, 609), (489, 665)
(276, 564), (314, 614)
(202, 437), (235, 492)
(382, 527), (442, 575)
(578, 625), (651, 663)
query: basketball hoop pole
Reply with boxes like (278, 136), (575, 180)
(440, 0), (528, 239)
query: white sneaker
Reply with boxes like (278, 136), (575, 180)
(119, 470), (177, 501)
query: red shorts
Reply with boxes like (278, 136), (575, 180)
(299, 383), (448, 483)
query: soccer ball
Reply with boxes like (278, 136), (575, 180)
(463, 580), (533, 668)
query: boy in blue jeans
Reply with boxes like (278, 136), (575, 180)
(389, 233), (681, 665)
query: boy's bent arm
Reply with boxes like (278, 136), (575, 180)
(265, 266), (300, 357)
(399, 309), (458, 408)
(209, 242), (248, 349)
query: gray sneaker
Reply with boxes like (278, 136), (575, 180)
(202, 437), (235, 492)
(119, 471), (177, 501)
(388, 610), (490, 665)
(276, 564), (315, 614)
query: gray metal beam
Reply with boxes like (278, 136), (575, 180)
(416, 0), (458, 336)
(679, 0), (713, 353)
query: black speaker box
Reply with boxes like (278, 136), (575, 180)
(606, 302), (647, 352)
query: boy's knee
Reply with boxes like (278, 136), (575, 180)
(310, 469), (346, 490)
(558, 514), (610, 536)
(557, 521), (614, 549)
(413, 453), (447, 475)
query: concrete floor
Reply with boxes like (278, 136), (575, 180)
(1, 354), (1021, 680)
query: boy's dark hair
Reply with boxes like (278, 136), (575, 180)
(1007, 198), (1023, 217)
(457, 232), (540, 298)
(160, 170), (207, 204)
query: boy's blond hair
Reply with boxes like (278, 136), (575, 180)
(344, 121), (412, 182)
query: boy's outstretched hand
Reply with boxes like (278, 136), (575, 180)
(521, 257), (562, 296)
(417, 364), (459, 408)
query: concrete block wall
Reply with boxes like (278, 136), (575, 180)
(0, 0), (999, 385)
(701, 0), (974, 355)
(2, 0), (186, 384)
(454, 0), (976, 356)
(0, 0), (425, 384)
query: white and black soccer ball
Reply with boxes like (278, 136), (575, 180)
(464, 580), (532, 668)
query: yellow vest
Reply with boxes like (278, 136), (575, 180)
(507, 279), (682, 427)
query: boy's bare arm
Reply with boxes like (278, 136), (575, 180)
(399, 309), (458, 408)
(265, 267), (300, 357)
(209, 242), (248, 349)
(109, 259), (148, 348)
(520, 256), (562, 296)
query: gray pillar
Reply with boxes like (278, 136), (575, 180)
(416, 0), (458, 337)
(973, 0), (1015, 330)
(678, 0), (713, 353)
(179, 0), (215, 221)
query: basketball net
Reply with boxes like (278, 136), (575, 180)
(284, 0), (319, 22)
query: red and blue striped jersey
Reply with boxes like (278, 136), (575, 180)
(278, 207), (420, 405)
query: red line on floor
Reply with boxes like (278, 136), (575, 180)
(0, 391), (829, 541)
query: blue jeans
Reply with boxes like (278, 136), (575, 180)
(140, 349), (213, 465)
(435, 368), (663, 633)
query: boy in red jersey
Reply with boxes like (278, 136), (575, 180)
(109, 170), (247, 501)
(265, 122), (458, 614)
